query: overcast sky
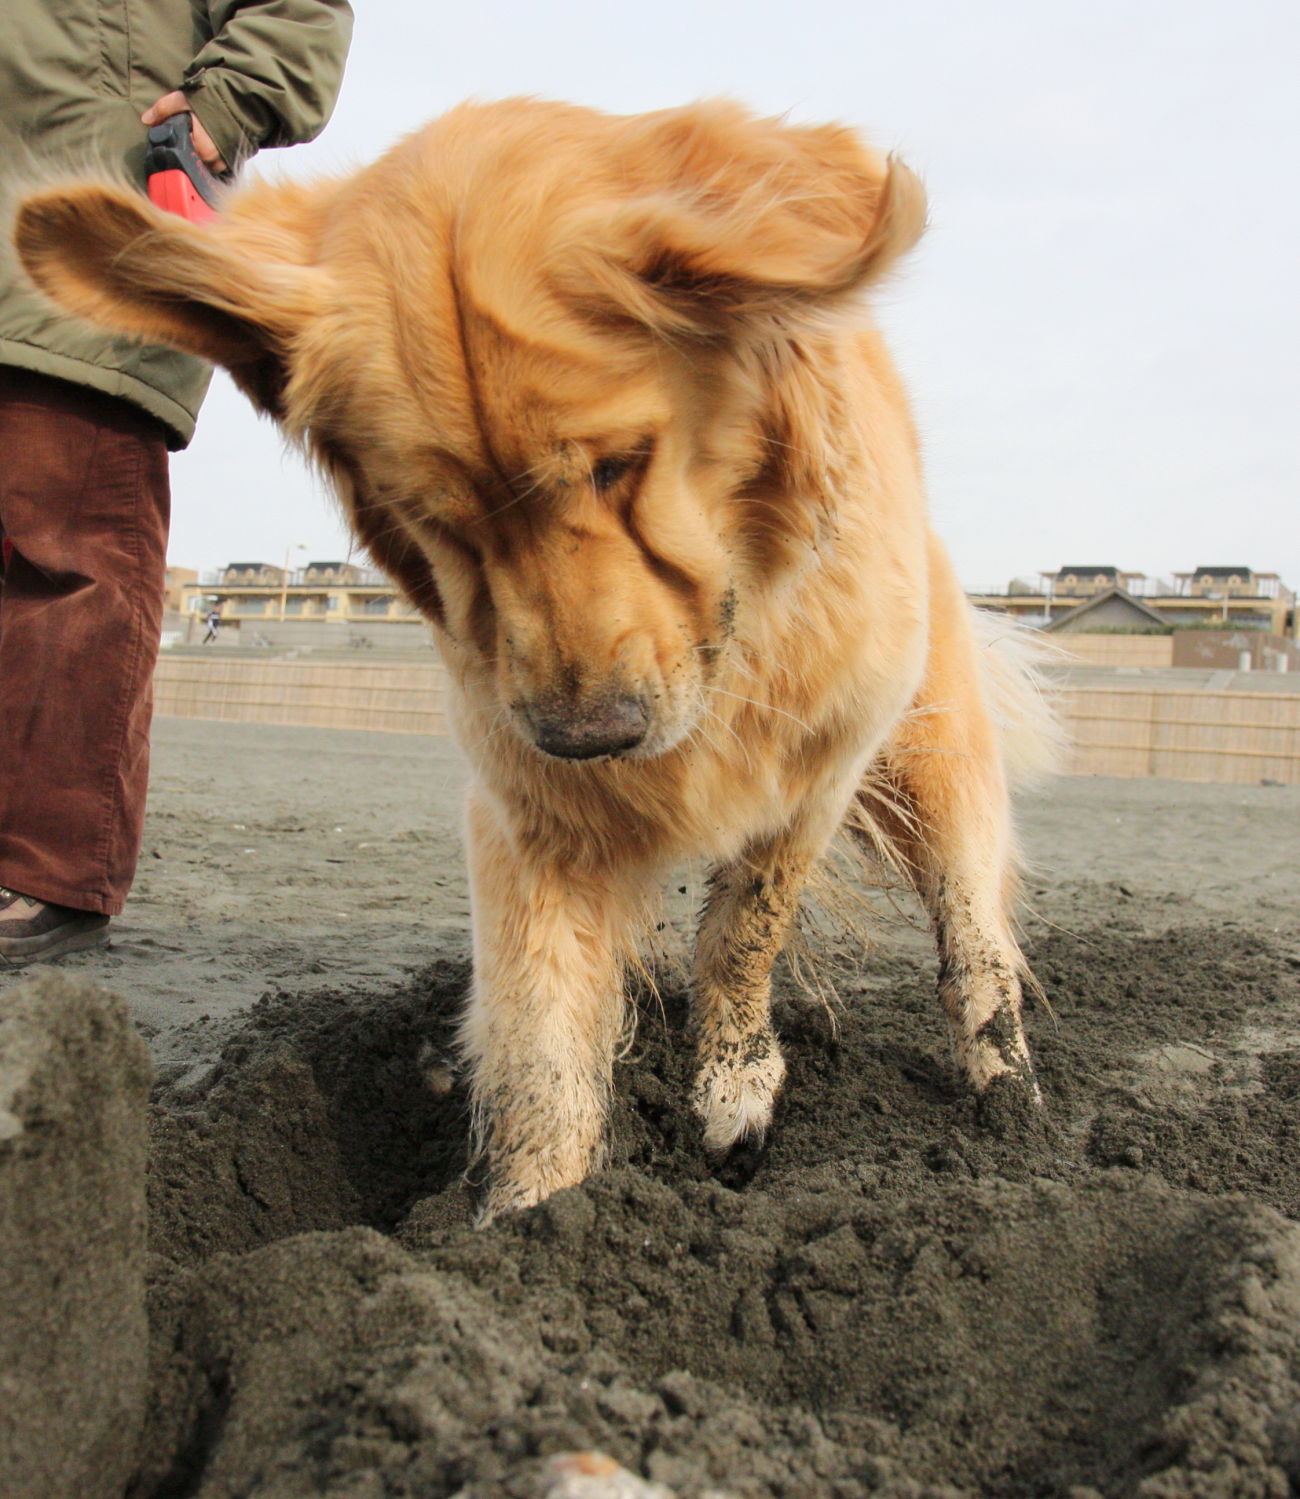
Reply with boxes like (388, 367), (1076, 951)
(168, 0), (1299, 594)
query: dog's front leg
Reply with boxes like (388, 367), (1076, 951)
(690, 842), (812, 1152)
(460, 790), (632, 1222)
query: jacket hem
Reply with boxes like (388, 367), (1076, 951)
(0, 338), (197, 448)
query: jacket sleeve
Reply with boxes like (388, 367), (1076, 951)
(180, 0), (354, 169)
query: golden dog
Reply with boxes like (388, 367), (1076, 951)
(14, 99), (1058, 1220)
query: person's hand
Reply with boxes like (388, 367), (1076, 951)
(141, 91), (228, 174)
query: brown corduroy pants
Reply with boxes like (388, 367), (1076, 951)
(0, 368), (171, 916)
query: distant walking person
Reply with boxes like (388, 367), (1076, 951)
(0, 1), (353, 966)
(202, 608), (222, 646)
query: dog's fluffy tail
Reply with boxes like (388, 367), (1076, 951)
(971, 608), (1067, 786)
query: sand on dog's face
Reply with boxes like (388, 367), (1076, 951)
(135, 919), (1300, 1498)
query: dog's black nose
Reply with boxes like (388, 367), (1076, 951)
(532, 695), (649, 760)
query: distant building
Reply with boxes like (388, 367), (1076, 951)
(1173, 567), (1288, 616)
(181, 559), (424, 626)
(183, 556), (1296, 638)
(220, 561), (288, 587)
(1050, 565), (1148, 598)
(302, 560), (367, 584)
(969, 564), (1295, 637)
(163, 565), (197, 614)
(1042, 588), (1168, 634)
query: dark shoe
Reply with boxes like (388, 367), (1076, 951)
(0, 886), (110, 967)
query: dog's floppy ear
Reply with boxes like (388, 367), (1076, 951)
(552, 103), (927, 339)
(13, 178), (332, 415)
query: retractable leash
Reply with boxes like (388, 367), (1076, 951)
(144, 112), (222, 223)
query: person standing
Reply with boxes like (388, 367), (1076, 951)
(0, 1), (353, 966)
(202, 608), (222, 645)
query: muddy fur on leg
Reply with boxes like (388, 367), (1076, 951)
(861, 543), (1053, 1106)
(459, 792), (641, 1223)
(690, 859), (802, 1151)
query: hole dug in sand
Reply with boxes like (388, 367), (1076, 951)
(147, 957), (476, 1266)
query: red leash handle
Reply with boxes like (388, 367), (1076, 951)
(147, 168), (218, 224)
(143, 114), (222, 224)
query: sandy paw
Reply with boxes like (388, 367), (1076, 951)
(959, 996), (1040, 1100)
(692, 1037), (787, 1152)
(476, 1174), (557, 1227)
(477, 1160), (588, 1228)
(974, 1068), (1050, 1140)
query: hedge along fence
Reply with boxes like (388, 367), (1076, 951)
(154, 658), (1300, 785)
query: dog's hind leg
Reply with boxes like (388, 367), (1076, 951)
(863, 744), (1038, 1099)
(459, 790), (640, 1222)
(690, 840), (814, 1152)
(865, 578), (1040, 1101)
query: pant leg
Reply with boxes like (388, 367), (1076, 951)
(0, 369), (171, 916)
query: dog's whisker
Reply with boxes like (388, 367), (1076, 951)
(688, 644), (762, 683)
(710, 686), (813, 734)
(689, 722), (725, 761)
(760, 433), (823, 463)
(702, 706), (754, 773)
(477, 704), (517, 750)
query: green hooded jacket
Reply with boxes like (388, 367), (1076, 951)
(0, 1), (353, 447)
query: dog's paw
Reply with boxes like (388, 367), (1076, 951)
(708, 1130), (770, 1189)
(959, 1001), (1040, 1101)
(691, 1032), (787, 1152)
(475, 1176), (552, 1228)
(973, 1068), (1049, 1140)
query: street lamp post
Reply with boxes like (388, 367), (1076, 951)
(278, 543), (307, 622)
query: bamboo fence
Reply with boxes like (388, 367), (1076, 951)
(153, 656), (446, 735)
(1058, 684), (1299, 784)
(1050, 634), (1174, 668)
(153, 657), (1299, 785)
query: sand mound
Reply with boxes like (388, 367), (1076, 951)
(0, 973), (152, 1499)
(131, 1175), (1300, 1499)
(118, 918), (1300, 1497)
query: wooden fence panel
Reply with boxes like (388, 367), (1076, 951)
(1052, 635), (1174, 668)
(1059, 687), (1300, 784)
(153, 657), (447, 735)
(153, 659), (1300, 783)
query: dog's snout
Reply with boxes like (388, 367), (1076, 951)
(532, 694), (649, 760)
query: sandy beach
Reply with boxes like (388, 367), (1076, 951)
(3, 717), (1299, 1497)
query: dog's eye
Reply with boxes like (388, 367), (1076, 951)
(591, 454), (637, 492)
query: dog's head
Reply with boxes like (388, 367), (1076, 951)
(14, 100), (925, 762)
